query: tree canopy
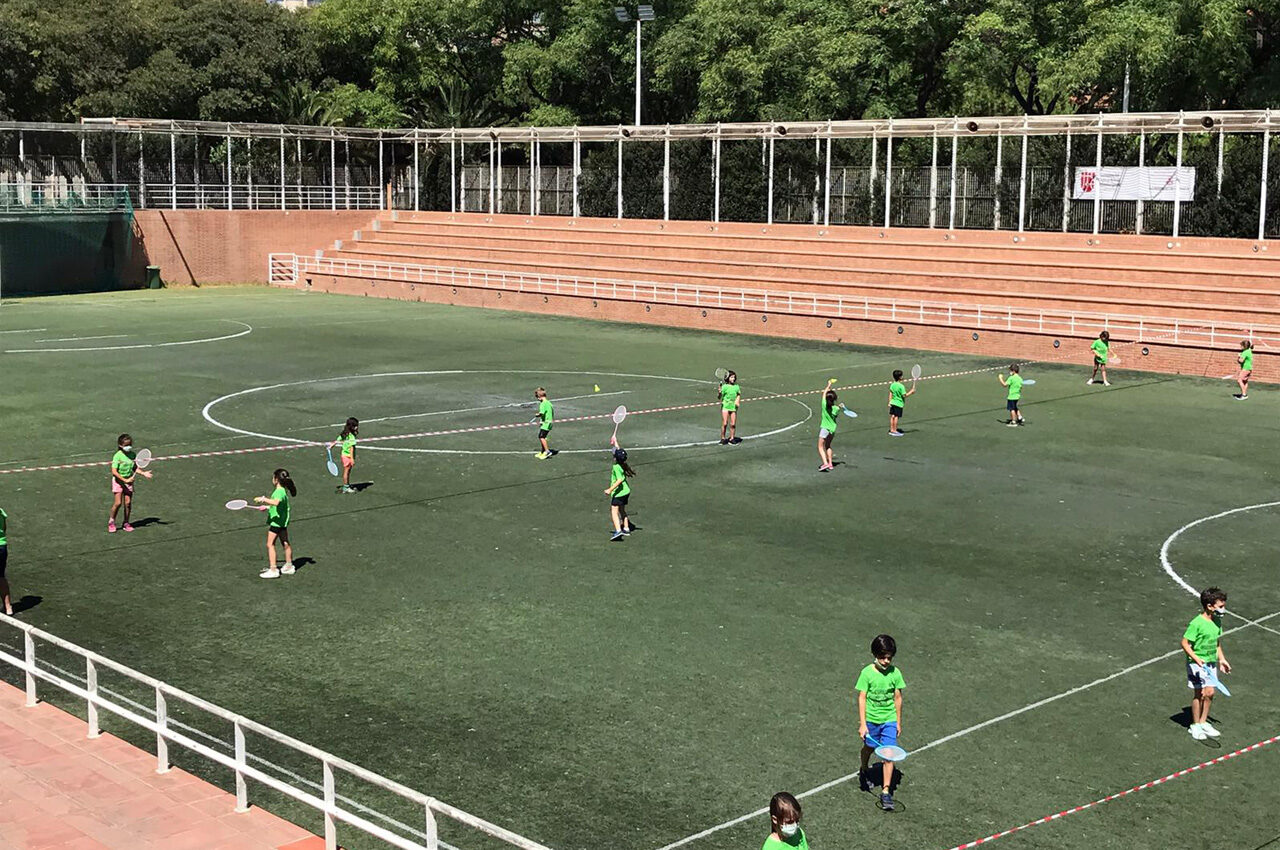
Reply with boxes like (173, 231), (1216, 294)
(1, 0), (1277, 126)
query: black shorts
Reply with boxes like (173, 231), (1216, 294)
(610, 494), (630, 507)
(1094, 356), (1106, 366)
(1007, 399), (1020, 411)
(0, 545), (7, 579)
(889, 405), (904, 418)
(538, 428), (550, 439)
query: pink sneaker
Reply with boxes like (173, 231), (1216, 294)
(122, 523), (134, 532)
(107, 520), (117, 533)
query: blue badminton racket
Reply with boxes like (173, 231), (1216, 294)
(865, 733), (909, 762)
(1198, 664), (1231, 697)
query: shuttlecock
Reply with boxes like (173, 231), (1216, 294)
(593, 384), (600, 392)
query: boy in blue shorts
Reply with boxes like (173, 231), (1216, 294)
(1181, 587), (1231, 740)
(856, 633), (906, 812)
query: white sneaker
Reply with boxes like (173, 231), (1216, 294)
(259, 567), (281, 579)
(281, 563), (296, 575)
(1103, 381), (1111, 386)
(1201, 722), (1220, 738)
(1087, 379), (1094, 385)
(1189, 724), (1208, 740)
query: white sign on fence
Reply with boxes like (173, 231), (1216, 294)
(1073, 166), (1196, 202)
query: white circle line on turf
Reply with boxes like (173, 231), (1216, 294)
(4, 320), (252, 353)
(202, 370), (812, 455)
(1159, 501), (1280, 596)
(651, 609), (1280, 850)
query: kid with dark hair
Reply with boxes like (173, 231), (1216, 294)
(762, 791), (808, 849)
(604, 448), (636, 542)
(856, 633), (906, 812)
(1181, 587), (1231, 740)
(255, 469), (297, 579)
(330, 417), (359, 493)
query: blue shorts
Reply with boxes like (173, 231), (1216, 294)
(865, 721), (898, 748)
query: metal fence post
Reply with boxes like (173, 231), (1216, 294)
(663, 127), (671, 221)
(1092, 117), (1103, 235)
(413, 134), (420, 212)
(767, 130), (775, 225)
(948, 118), (959, 230)
(323, 760), (337, 850)
(233, 721), (249, 812)
(23, 630), (36, 707)
(713, 125), (721, 223)
(616, 134), (623, 219)
(488, 137), (495, 214)
(1260, 111), (1272, 242)
(169, 131), (177, 210)
(1018, 116), (1028, 232)
(823, 122), (832, 227)
(138, 132), (146, 209)
(883, 119), (894, 228)
(1137, 131), (1145, 234)
(994, 130), (1003, 230)
(1172, 112), (1185, 238)
(279, 132), (287, 211)
(330, 130), (337, 211)
(226, 133), (233, 210)
(86, 658), (100, 738)
(928, 130), (938, 228)
(425, 804), (440, 850)
(154, 688), (170, 773)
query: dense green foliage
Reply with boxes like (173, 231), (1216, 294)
(1, 0), (1278, 125)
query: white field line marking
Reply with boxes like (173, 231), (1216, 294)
(653, 610), (1280, 850)
(755, 356), (913, 381)
(0, 328), (47, 334)
(1, 639), (464, 850)
(294, 391), (631, 432)
(1160, 501), (1280, 637)
(203, 370), (812, 456)
(5, 321), (251, 353)
(33, 334), (129, 343)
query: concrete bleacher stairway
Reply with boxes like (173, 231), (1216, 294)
(321, 212), (1280, 328)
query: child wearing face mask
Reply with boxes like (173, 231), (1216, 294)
(108, 433), (152, 533)
(1181, 587), (1231, 741)
(762, 791), (808, 849)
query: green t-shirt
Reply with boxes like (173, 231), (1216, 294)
(0, 508), (7, 547)
(1006, 373), (1023, 401)
(889, 382), (907, 408)
(610, 463), (630, 498)
(1091, 338), (1109, 363)
(856, 662), (906, 725)
(112, 449), (135, 480)
(819, 401), (839, 433)
(720, 383), (741, 411)
(340, 433), (357, 457)
(1183, 613), (1223, 665)
(539, 398), (554, 430)
(762, 827), (809, 850)
(1240, 349), (1254, 370)
(267, 485), (291, 528)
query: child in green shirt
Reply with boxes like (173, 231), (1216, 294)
(761, 791), (809, 850)
(534, 388), (555, 458)
(1233, 340), (1253, 400)
(254, 469), (297, 579)
(998, 365), (1025, 426)
(1180, 587), (1231, 740)
(887, 371), (916, 437)
(109, 433), (153, 533)
(1088, 330), (1111, 386)
(719, 371), (742, 445)
(857, 634), (906, 812)
(329, 417), (359, 493)
(605, 448), (636, 542)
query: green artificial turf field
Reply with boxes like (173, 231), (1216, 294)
(1, 287), (1278, 850)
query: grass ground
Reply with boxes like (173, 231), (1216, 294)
(1, 287), (1278, 850)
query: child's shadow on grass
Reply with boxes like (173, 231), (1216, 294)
(1169, 708), (1225, 747)
(292, 557), (317, 572)
(351, 482), (374, 492)
(865, 763), (905, 794)
(130, 517), (168, 528)
(10, 595), (41, 614)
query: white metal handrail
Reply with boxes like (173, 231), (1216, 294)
(268, 252), (1280, 351)
(136, 183), (383, 211)
(0, 614), (553, 850)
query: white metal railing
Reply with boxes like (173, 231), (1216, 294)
(0, 181), (132, 212)
(0, 614), (553, 850)
(267, 252), (1280, 351)
(136, 184), (383, 211)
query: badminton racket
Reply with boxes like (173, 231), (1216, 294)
(325, 445), (340, 477)
(910, 364), (922, 381)
(134, 448), (152, 469)
(224, 499), (265, 512)
(610, 405), (628, 445)
(864, 733), (909, 762)
(1198, 663), (1231, 697)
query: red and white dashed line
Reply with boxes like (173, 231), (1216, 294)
(944, 733), (1280, 850)
(0, 332), (1187, 477)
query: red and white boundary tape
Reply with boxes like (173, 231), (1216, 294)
(944, 733), (1280, 850)
(0, 331), (1180, 477)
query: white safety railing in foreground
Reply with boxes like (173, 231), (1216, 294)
(0, 614), (553, 850)
(267, 253), (1280, 352)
